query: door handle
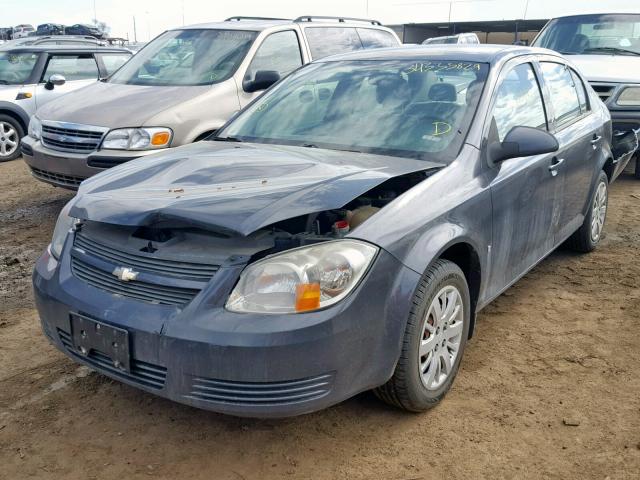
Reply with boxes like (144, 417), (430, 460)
(548, 157), (565, 176)
(591, 135), (602, 146)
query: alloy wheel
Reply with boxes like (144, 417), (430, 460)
(590, 181), (607, 243)
(0, 121), (19, 158)
(419, 285), (464, 390)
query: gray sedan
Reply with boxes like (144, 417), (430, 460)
(33, 45), (613, 417)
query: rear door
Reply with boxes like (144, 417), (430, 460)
(34, 53), (100, 109)
(537, 60), (601, 241)
(485, 58), (562, 297)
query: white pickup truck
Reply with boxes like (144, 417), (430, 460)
(533, 13), (640, 179)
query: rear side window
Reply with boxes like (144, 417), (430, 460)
(246, 30), (302, 82)
(540, 62), (583, 127)
(570, 69), (589, 114)
(491, 63), (547, 141)
(43, 54), (99, 81)
(305, 27), (362, 59)
(356, 28), (398, 49)
(98, 53), (131, 75)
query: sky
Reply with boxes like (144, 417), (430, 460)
(2, 0), (640, 41)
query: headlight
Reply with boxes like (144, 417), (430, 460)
(101, 127), (172, 150)
(28, 116), (41, 140)
(50, 201), (78, 260)
(617, 86), (640, 107)
(226, 240), (378, 314)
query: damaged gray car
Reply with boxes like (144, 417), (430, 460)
(34, 45), (614, 417)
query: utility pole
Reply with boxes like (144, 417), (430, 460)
(133, 16), (137, 42)
(182, 0), (185, 26)
(93, 0), (97, 21)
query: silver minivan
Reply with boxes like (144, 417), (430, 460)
(22, 16), (400, 189)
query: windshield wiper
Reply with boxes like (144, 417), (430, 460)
(211, 135), (242, 142)
(583, 46), (640, 56)
(0, 80), (9, 85)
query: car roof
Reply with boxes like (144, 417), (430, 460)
(0, 45), (131, 53)
(316, 44), (562, 64)
(180, 20), (292, 32)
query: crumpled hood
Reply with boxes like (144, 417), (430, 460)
(36, 81), (209, 128)
(71, 142), (442, 236)
(569, 54), (640, 84)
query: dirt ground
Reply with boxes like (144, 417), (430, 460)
(0, 158), (638, 480)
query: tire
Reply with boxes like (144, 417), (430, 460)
(634, 155), (640, 180)
(375, 259), (471, 412)
(567, 171), (608, 253)
(0, 114), (24, 162)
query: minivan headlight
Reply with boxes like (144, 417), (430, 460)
(50, 201), (78, 260)
(617, 86), (640, 106)
(28, 116), (42, 140)
(226, 240), (378, 314)
(101, 127), (172, 150)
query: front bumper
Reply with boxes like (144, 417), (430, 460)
(609, 110), (640, 179)
(21, 136), (158, 190)
(33, 242), (420, 417)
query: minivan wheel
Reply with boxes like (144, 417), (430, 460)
(374, 259), (470, 412)
(567, 171), (608, 253)
(0, 115), (24, 162)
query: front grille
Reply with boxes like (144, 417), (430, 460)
(57, 328), (167, 389)
(30, 167), (85, 188)
(186, 373), (334, 406)
(71, 256), (200, 306)
(74, 233), (220, 281)
(41, 123), (106, 153)
(589, 82), (617, 103)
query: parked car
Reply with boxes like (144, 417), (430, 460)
(532, 13), (640, 178)
(0, 45), (132, 161)
(36, 24), (65, 36)
(21, 16), (400, 188)
(64, 24), (104, 39)
(0, 28), (14, 41)
(423, 33), (480, 45)
(13, 24), (35, 39)
(33, 45), (613, 417)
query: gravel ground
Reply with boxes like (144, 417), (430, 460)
(0, 158), (639, 480)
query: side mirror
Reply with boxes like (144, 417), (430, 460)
(243, 70), (280, 93)
(489, 126), (559, 163)
(45, 73), (66, 90)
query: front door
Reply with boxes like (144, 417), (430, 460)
(237, 30), (304, 108)
(486, 60), (564, 297)
(34, 54), (100, 110)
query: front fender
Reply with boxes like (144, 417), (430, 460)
(0, 101), (30, 129)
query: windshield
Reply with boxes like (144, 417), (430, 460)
(219, 59), (489, 162)
(0, 52), (38, 84)
(533, 14), (640, 55)
(109, 29), (257, 86)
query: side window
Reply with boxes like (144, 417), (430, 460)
(491, 63), (547, 141)
(304, 27), (362, 59)
(356, 28), (398, 49)
(570, 69), (589, 114)
(98, 54), (131, 75)
(246, 30), (302, 83)
(540, 62), (582, 127)
(43, 55), (99, 81)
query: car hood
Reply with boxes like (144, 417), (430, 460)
(36, 81), (209, 128)
(71, 142), (443, 236)
(569, 54), (640, 84)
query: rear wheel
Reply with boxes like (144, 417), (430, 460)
(0, 115), (23, 162)
(567, 171), (608, 253)
(374, 259), (470, 412)
(634, 155), (640, 180)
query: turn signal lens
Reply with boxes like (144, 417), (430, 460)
(151, 131), (171, 146)
(295, 283), (321, 312)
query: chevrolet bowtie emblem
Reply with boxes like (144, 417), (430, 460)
(112, 266), (139, 282)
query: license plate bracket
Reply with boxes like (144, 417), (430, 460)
(70, 314), (130, 372)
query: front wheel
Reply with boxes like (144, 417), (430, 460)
(567, 171), (608, 253)
(374, 259), (470, 412)
(634, 155), (640, 180)
(0, 115), (24, 162)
